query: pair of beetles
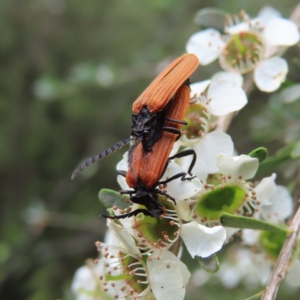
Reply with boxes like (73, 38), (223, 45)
(72, 53), (200, 219)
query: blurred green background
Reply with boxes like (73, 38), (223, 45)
(1, 0), (299, 299)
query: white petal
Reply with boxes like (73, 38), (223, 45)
(212, 71), (243, 87)
(217, 262), (243, 288)
(217, 254), (254, 288)
(177, 200), (192, 221)
(169, 140), (181, 156)
(72, 265), (102, 297)
(107, 220), (140, 255)
(190, 269), (210, 287)
(116, 151), (129, 171)
(190, 80), (211, 96)
(117, 174), (130, 190)
(242, 229), (260, 245)
(259, 185), (293, 222)
(116, 152), (130, 189)
(161, 160), (202, 201)
(179, 153), (208, 182)
(279, 84), (300, 103)
(186, 29), (225, 65)
(148, 250), (190, 300)
(226, 22), (249, 34)
(180, 222), (226, 258)
(264, 18), (300, 46)
(193, 131), (234, 174)
(149, 261), (186, 300)
(254, 57), (288, 92)
(148, 250), (191, 285)
(255, 173), (277, 206)
(118, 211), (138, 237)
(245, 253), (271, 285)
(104, 227), (124, 246)
(256, 6), (281, 24)
(71, 266), (94, 293)
(208, 81), (247, 115)
(217, 154), (259, 180)
(142, 289), (156, 300)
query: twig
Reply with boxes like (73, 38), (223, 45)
(261, 203), (300, 300)
(260, 6), (300, 298)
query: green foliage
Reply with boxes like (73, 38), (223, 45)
(99, 189), (130, 209)
(220, 213), (289, 233)
(248, 147), (268, 164)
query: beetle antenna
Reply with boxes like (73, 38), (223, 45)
(71, 138), (132, 179)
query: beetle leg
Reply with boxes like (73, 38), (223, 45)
(101, 209), (153, 219)
(119, 189), (135, 195)
(158, 172), (186, 184)
(156, 189), (176, 205)
(169, 149), (197, 175)
(161, 126), (182, 140)
(164, 117), (188, 125)
(117, 170), (127, 177)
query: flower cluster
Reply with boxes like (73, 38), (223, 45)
(72, 6), (299, 300)
(186, 7), (299, 92)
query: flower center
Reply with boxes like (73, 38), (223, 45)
(181, 104), (208, 141)
(195, 185), (246, 220)
(259, 231), (287, 259)
(100, 244), (149, 298)
(134, 198), (180, 250)
(220, 31), (264, 74)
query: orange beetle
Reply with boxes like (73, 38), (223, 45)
(103, 85), (196, 219)
(131, 53), (199, 151)
(71, 54), (199, 179)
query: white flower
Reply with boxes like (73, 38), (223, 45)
(255, 174), (293, 223)
(242, 176), (293, 246)
(114, 153), (226, 259)
(186, 28), (225, 65)
(188, 154), (279, 235)
(71, 262), (104, 300)
(147, 250), (191, 300)
(254, 57), (288, 92)
(160, 159), (203, 200)
(191, 247), (272, 289)
(178, 74), (246, 181)
(97, 240), (191, 300)
(279, 84), (300, 103)
(180, 221), (226, 258)
(186, 7), (299, 92)
(217, 247), (271, 288)
(217, 178), (298, 290)
(190, 72), (248, 116)
(180, 130), (234, 182)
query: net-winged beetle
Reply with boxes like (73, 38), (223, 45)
(71, 54), (199, 179)
(102, 85), (197, 219)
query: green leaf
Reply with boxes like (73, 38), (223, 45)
(220, 213), (289, 233)
(98, 189), (131, 209)
(248, 147), (268, 163)
(256, 143), (296, 177)
(291, 140), (300, 159)
(195, 253), (220, 273)
(194, 8), (228, 31)
(244, 290), (264, 300)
